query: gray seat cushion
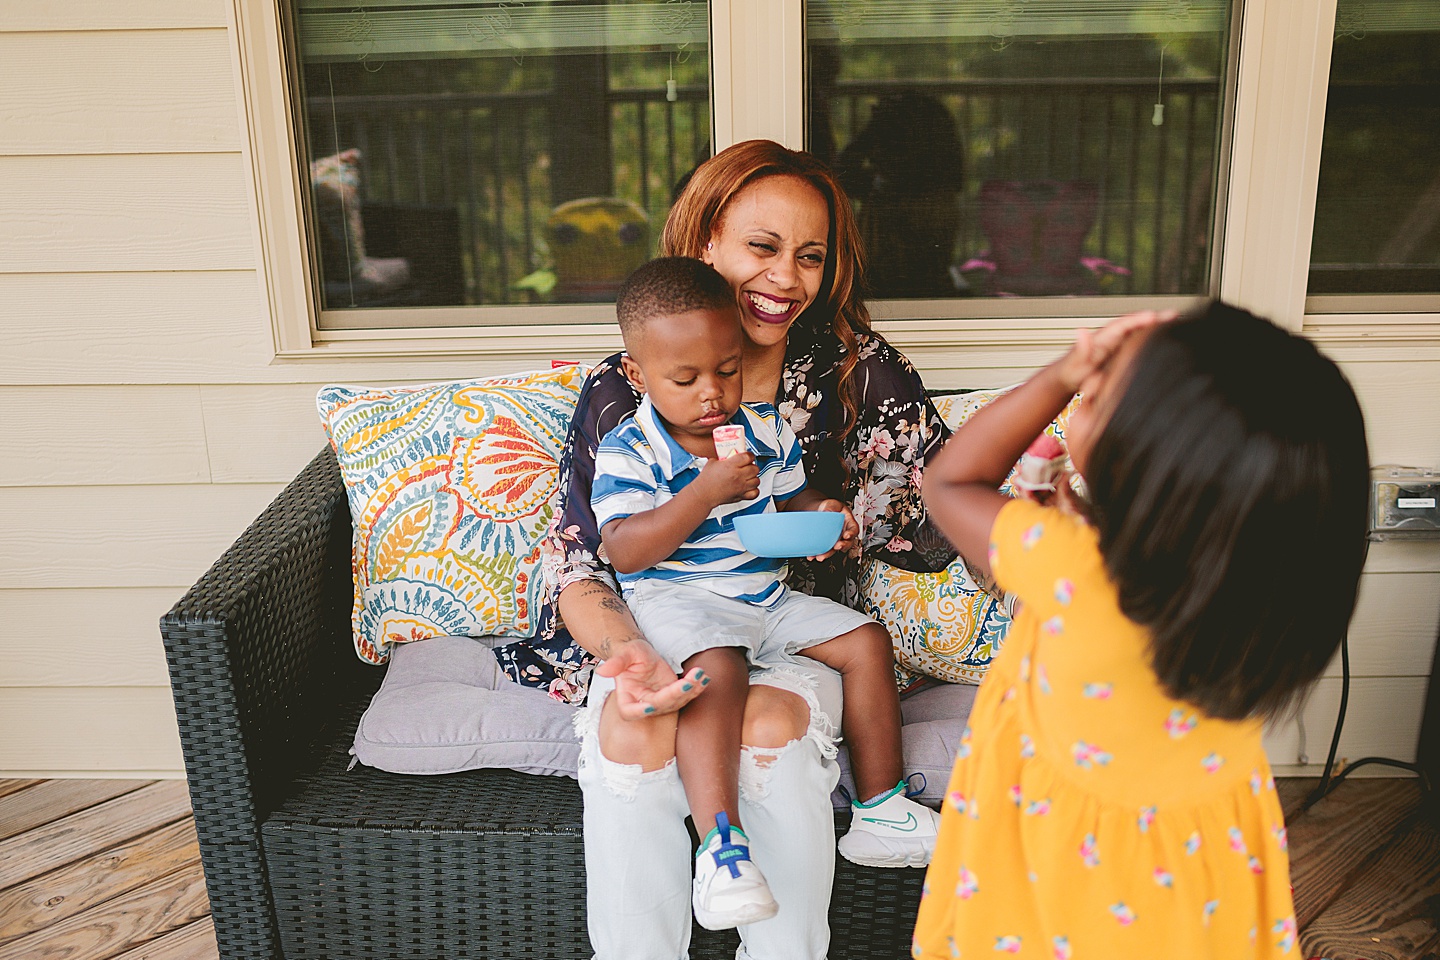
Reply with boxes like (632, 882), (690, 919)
(353, 635), (976, 807)
(352, 636), (581, 777)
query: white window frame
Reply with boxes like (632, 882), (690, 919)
(229, 0), (1440, 366)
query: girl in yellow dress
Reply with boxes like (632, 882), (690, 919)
(913, 302), (1370, 959)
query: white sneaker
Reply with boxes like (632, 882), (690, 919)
(837, 781), (941, 868)
(692, 813), (779, 930)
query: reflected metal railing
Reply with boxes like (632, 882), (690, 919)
(307, 75), (1219, 305)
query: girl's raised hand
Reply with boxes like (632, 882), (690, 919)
(1057, 310), (1175, 393)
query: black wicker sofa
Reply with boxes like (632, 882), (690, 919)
(160, 446), (927, 960)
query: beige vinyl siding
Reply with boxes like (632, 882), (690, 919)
(0, 5), (1437, 777)
(0, 155), (253, 271)
(0, 31), (238, 154)
(1, 0), (230, 32)
(0, 7), (277, 776)
(0, 590), (177, 687)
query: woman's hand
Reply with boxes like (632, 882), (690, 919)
(596, 639), (709, 718)
(557, 578), (707, 718)
(806, 498), (860, 561)
(1055, 309), (1175, 393)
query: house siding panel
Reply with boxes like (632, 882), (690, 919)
(0, 484), (285, 590)
(0, 688), (185, 776)
(199, 383), (338, 484)
(0, 589), (177, 688)
(1263, 676), (1429, 775)
(1, 386), (211, 487)
(0, 0), (228, 33)
(0, 154), (252, 273)
(0, 272), (273, 386)
(0, 30), (238, 155)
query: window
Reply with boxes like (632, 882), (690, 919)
(806, 0), (1238, 300)
(1307, 0), (1440, 305)
(234, 0), (1437, 356)
(287, 0), (710, 321)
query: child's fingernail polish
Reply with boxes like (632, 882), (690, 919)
(643, 705), (656, 714)
(700, 677), (711, 686)
(694, 669), (706, 680)
(681, 683), (693, 692)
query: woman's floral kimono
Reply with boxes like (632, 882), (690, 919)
(493, 331), (957, 703)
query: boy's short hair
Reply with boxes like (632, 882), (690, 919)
(615, 257), (737, 346)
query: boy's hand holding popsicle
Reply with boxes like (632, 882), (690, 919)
(714, 425), (860, 561)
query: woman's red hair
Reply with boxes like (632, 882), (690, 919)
(660, 140), (876, 444)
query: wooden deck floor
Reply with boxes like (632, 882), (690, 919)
(0, 777), (1435, 959)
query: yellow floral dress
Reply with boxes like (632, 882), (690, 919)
(912, 500), (1297, 959)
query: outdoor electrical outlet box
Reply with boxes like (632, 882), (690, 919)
(1371, 467), (1440, 540)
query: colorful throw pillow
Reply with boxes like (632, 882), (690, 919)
(317, 366), (589, 664)
(859, 387), (1077, 686)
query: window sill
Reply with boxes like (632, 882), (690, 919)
(269, 298), (1440, 365)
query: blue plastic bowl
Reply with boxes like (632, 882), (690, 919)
(732, 511), (845, 558)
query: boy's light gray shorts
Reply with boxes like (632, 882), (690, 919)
(623, 578), (879, 673)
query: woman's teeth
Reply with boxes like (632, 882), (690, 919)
(747, 292), (790, 316)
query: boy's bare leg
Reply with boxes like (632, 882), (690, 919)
(806, 623), (939, 869)
(801, 623), (903, 801)
(676, 646), (750, 832)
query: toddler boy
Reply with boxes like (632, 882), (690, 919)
(591, 257), (939, 931)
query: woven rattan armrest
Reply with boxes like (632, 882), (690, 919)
(160, 446), (371, 960)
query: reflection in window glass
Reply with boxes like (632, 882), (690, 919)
(289, 1), (710, 311)
(1309, 2), (1440, 297)
(807, 1), (1235, 299)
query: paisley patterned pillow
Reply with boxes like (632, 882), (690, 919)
(859, 387), (1076, 686)
(318, 366), (588, 664)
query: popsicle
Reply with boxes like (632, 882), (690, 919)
(1013, 434), (1067, 493)
(713, 424), (747, 459)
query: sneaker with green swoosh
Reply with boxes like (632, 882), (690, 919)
(837, 780), (941, 868)
(692, 812), (779, 929)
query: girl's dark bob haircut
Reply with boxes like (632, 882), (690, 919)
(1085, 301), (1370, 721)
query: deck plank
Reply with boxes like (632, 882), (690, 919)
(1281, 778), (1421, 928)
(1300, 813), (1440, 960)
(0, 778), (1429, 960)
(1275, 776), (1314, 818)
(0, 781), (191, 888)
(0, 780), (149, 841)
(108, 917), (218, 960)
(0, 780), (43, 801)
(0, 860), (210, 960)
(0, 819), (200, 943)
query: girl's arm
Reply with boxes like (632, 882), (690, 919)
(922, 312), (1170, 580)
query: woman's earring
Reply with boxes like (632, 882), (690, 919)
(705, 242), (713, 251)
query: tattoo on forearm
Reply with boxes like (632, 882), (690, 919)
(568, 578), (633, 620)
(598, 594), (630, 617)
(596, 633), (646, 660)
